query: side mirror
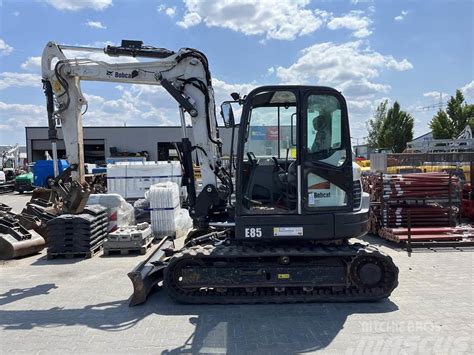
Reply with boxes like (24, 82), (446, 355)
(220, 101), (235, 128)
(230, 92), (240, 101)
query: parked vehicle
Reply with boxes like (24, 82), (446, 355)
(33, 160), (69, 188)
(15, 172), (35, 193)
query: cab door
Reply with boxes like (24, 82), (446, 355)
(300, 88), (354, 213)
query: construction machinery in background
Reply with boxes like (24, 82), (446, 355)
(1, 144), (22, 193)
(37, 40), (398, 304)
(1, 144), (21, 172)
(405, 126), (473, 154)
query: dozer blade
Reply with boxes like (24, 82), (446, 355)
(128, 237), (174, 306)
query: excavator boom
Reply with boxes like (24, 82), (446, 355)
(41, 40), (228, 215)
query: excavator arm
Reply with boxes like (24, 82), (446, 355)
(41, 40), (229, 216)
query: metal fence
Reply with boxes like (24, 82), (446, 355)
(370, 152), (473, 184)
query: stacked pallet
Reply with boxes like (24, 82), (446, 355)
(103, 222), (154, 256)
(363, 172), (466, 244)
(46, 205), (108, 259)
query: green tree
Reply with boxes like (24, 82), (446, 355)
(366, 100), (388, 148)
(429, 90), (474, 139)
(429, 109), (453, 139)
(379, 101), (414, 153)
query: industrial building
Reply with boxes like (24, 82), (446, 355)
(25, 125), (301, 164)
(25, 126), (236, 163)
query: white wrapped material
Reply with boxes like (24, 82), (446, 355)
(147, 182), (181, 238)
(107, 161), (182, 199)
(87, 193), (135, 232)
(174, 209), (193, 239)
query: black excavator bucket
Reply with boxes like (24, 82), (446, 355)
(128, 237), (174, 306)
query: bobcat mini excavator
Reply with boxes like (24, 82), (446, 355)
(41, 40), (398, 305)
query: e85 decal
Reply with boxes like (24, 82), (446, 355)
(245, 227), (262, 238)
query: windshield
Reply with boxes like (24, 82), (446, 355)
(244, 91), (297, 159)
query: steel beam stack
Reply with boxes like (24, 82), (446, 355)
(382, 173), (458, 201)
(363, 172), (471, 244)
(379, 226), (474, 243)
(46, 205), (108, 259)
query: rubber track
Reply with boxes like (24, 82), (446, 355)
(163, 243), (399, 304)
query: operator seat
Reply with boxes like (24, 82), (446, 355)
(277, 161), (297, 209)
(311, 113), (332, 154)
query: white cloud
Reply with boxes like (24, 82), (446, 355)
(461, 80), (474, 101)
(175, 2), (375, 41)
(271, 41), (414, 139)
(274, 41), (413, 98)
(21, 57), (42, 71)
(0, 72), (41, 90)
(176, 0), (329, 40)
(83, 93), (106, 106)
(423, 91), (449, 101)
(0, 76), (252, 132)
(85, 87), (178, 126)
(327, 11), (372, 38)
(212, 78), (256, 106)
(158, 4), (176, 17)
(165, 7), (176, 17)
(386, 58), (413, 71)
(41, 0), (112, 11)
(177, 12), (202, 28)
(0, 102), (45, 137)
(84, 20), (107, 29)
(394, 10), (409, 21)
(0, 39), (14, 56)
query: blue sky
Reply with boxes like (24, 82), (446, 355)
(0, 0), (473, 145)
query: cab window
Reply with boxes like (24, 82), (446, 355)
(307, 94), (345, 167)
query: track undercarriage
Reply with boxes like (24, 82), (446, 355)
(129, 238), (399, 305)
